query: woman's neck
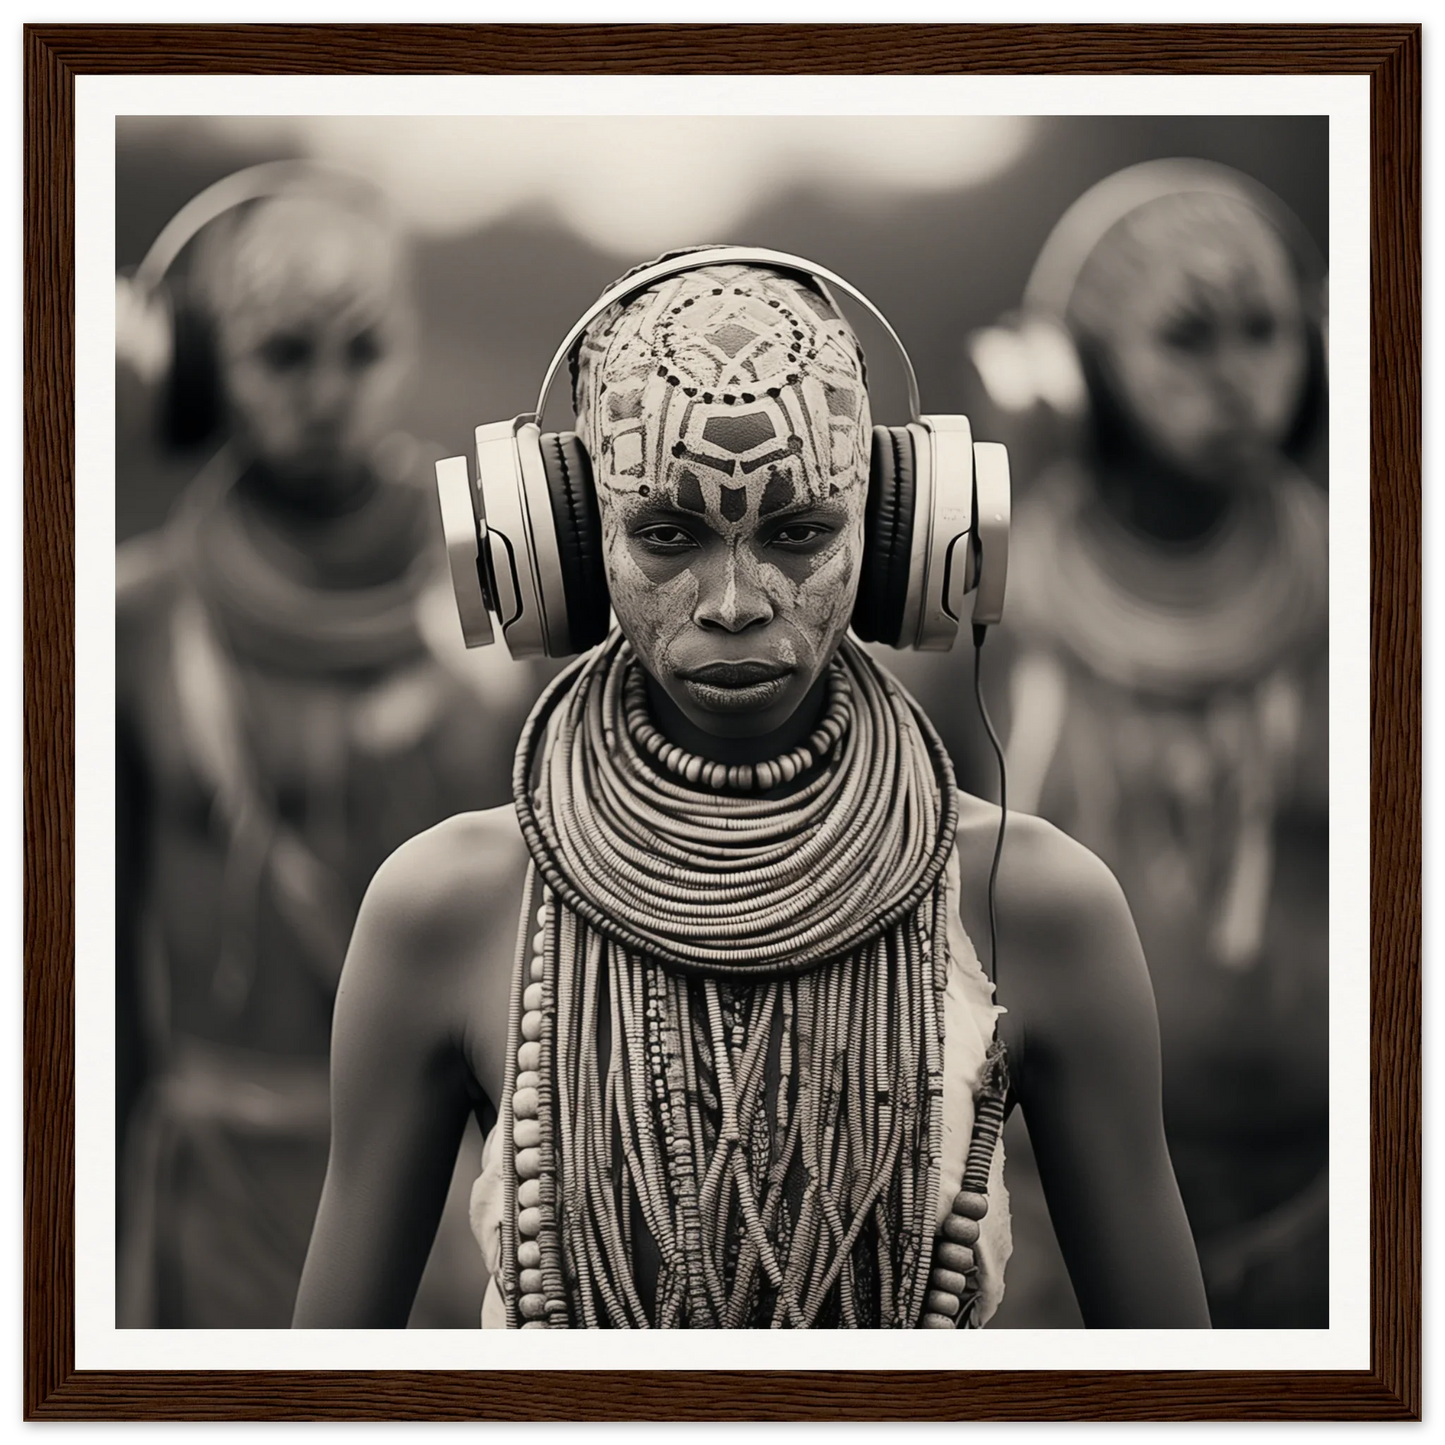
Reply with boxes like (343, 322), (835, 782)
(236, 458), (380, 522)
(1095, 453), (1239, 546)
(644, 671), (829, 767)
(229, 460), (427, 592)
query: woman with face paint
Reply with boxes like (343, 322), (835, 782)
(115, 182), (548, 1327)
(918, 164), (1329, 1328)
(294, 256), (1210, 1329)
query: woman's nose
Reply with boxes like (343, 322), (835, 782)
(693, 547), (774, 634)
(303, 358), (355, 426)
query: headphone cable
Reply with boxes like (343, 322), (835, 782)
(972, 622), (1007, 991)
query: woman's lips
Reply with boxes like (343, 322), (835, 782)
(683, 661), (790, 686)
(678, 661), (793, 712)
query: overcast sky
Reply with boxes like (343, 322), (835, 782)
(155, 114), (1036, 255)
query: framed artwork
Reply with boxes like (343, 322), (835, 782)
(24, 22), (1419, 1421)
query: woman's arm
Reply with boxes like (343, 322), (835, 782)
(293, 820), (507, 1327)
(998, 818), (1212, 1327)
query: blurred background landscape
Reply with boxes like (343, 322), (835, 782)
(115, 112), (1328, 1332)
(117, 113), (1326, 543)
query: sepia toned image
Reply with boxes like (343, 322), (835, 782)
(112, 110), (1329, 1336)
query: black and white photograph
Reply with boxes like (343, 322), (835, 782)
(84, 73), (1372, 1372)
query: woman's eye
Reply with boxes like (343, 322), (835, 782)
(1242, 312), (1278, 344)
(258, 333), (312, 371)
(347, 329), (383, 368)
(635, 524), (698, 551)
(771, 523), (830, 549)
(1159, 316), (1213, 354)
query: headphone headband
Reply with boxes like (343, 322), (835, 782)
(440, 244), (1009, 661)
(132, 158), (390, 294)
(533, 245), (923, 425)
(1024, 158), (1326, 321)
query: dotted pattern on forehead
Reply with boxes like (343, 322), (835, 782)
(575, 264), (871, 516)
(582, 266), (861, 396)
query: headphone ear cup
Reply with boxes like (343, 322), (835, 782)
(965, 316), (1090, 503)
(160, 283), (223, 452)
(539, 430), (609, 653)
(852, 425), (916, 647)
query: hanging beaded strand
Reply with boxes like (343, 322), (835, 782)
(920, 1039), (1010, 1329)
(516, 926), (937, 1328)
(497, 864), (540, 1329)
(511, 888), (566, 1328)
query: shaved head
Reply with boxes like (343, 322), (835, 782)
(1067, 191), (1309, 483)
(199, 190), (415, 502)
(204, 192), (405, 349)
(574, 262), (871, 523)
(573, 262), (872, 738)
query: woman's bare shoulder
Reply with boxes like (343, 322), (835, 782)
(953, 793), (1141, 999)
(350, 805), (531, 983)
(330, 806), (530, 1119)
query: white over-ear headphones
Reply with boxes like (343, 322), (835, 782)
(435, 246), (1010, 659)
(117, 159), (393, 451)
(964, 159), (1327, 454)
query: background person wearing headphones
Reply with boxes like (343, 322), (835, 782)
(914, 162), (1330, 1328)
(293, 250), (1208, 1330)
(114, 167), (548, 1327)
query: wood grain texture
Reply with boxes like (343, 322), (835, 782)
(11, 23), (1430, 75)
(1364, 20), (1423, 1426)
(23, 21), (1421, 1422)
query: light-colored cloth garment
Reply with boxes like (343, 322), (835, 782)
(469, 840), (1012, 1328)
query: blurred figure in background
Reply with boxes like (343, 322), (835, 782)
(116, 167), (545, 1326)
(928, 161), (1329, 1327)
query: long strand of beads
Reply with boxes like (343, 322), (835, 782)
(620, 955), (674, 1264)
(674, 978), (730, 1318)
(916, 912), (949, 1325)
(570, 931), (634, 1326)
(552, 903), (590, 1325)
(500, 866), (539, 1328)
(742, 1023), (776, 1313)
(562, 919), (613, 1329)
(659, 970), (715, 1325)
(892, 931), (921, 1321)
(536, 897), (571, 1326)
(724, 985), (791, 1328)
(513, 893), (553, 1327)
(702, 982), (784, 1306)
(600, 944), (655, 1326)
(920, 1040), (1010, 1329)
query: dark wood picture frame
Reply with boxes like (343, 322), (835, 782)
(24, 22), (1420, 1421)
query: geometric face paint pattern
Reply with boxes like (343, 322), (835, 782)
(572, 261), (874, 731)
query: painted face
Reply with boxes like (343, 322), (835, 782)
(205, 194), (414, 504)
(574, 264), (871, 739)
(1070, 193), (1309, 486)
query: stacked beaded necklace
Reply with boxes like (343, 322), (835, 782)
(502, 632), (1004, 1328)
